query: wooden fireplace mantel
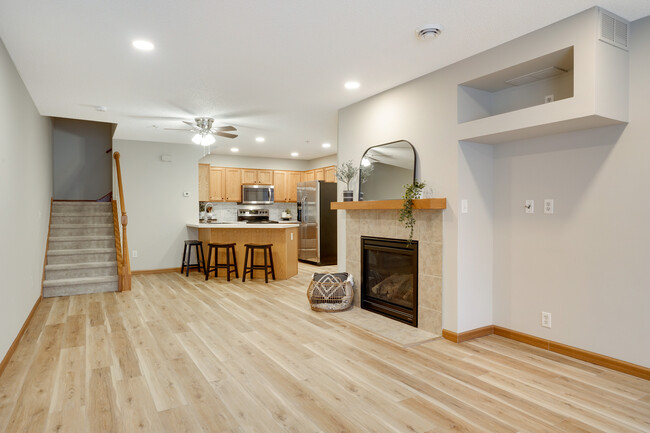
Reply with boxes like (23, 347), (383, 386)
(331, 198), (446, 210)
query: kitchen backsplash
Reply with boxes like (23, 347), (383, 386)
(199, 202), (297, 222)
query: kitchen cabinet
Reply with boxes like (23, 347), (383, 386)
(209, 167), (225, 201)
(224, 168), (242, 202)
(199, 164), (210, 201)
(273, 171), (287, 202)
(287, 171), (302, 202)
(241, 169), (257, 184)
(257, 170), (273, 184)
(200, 164), (333, 202)
(324, 165), (336, 183)
(242, 168), (274, 185)
(273, 170), (303, 202)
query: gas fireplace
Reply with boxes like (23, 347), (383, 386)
(360, 236), (418, 326)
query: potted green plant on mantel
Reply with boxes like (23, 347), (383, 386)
(399, 180), (426, 244)
(335, 160), (359, 201)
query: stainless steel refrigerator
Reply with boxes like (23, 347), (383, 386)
(297, 180), (337, 265)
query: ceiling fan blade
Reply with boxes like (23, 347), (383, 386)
(182, 120), (198, 127)
(216, 132), (238, 139)
(214, 125), (236, 132)
(164, 128), (194, 131)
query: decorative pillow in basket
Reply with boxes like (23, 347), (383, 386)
(307, 272), (354, 312)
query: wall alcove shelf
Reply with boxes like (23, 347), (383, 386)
(331, 198), (446, 210)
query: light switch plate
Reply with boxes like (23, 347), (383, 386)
(525, 200), (534, 213)
(461, 199), (468, 214)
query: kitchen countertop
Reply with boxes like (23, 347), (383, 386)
(187, 222), (299, 229)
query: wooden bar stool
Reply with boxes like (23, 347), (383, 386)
(242, 243), (275, 283)
(205, 243), (238, 281)
(181, 240), (206, 277)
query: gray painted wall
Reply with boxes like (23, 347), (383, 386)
(200, 153), (336, 171)
(52, 118), (113, 200)
(0, 38), (52, 361)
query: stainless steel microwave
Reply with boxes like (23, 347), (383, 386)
(241, 184), (274, 205)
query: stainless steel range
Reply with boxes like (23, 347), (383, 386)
(237, 208), (279, 224)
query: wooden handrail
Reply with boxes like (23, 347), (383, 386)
(113, 152), (131, 291)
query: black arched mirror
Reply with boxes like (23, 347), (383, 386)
(359, 140), (416, 201)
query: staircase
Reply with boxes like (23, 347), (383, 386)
(43, 201), (119, 297)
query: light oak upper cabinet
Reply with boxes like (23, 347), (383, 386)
(241, 169), (258, 185)
(273, 170), (302, 202)
(314, 168), (325, 181)
(324, 165), (336, 183)
(287, 171), (302, 202)
(273, 171), (288, 202)
(303, 170), (315, 182)
(257, 170), (274, 185)
(199, 164), (210, 201)
(224, 168), (242, 202)
(209, 167), (225, 201)
(242, 168), (274, 185)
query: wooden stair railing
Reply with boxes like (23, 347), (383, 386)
(113, 152), (131, 291)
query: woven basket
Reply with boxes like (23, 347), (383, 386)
(307, 272), (354, 312)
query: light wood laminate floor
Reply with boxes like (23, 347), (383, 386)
(1, 264), (649, 432)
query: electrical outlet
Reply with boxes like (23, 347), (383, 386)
(290, 232), (294, 240)
(544, 199), (554, 214)
(545, 94), (554, 103)
(461, 199), (468, 214)
(525, 200), (534, 214)
(541, 312), (552, 328)
(132, 250), (138, 258)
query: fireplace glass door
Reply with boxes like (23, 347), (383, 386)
(361, 237), (418, 326)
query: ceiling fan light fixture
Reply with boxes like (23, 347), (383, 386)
(202, 134), (215, 146)
(192, 133), (215, 146)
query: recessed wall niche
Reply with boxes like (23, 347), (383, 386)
(458, 46), (574, 124)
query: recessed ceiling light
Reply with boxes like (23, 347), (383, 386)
(132, 40), (154, 51)
(344, 81), (360, 90)
(94, 105), (107, 112)
(230, 147), (239, 152)
(291, 152), (299, 157)
(255, 137), (265, 143)
(322, 142), (331, 148)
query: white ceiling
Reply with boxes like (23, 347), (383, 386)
(1, 1), (649, 160)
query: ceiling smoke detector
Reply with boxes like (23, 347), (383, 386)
(416, 25), (442, 40)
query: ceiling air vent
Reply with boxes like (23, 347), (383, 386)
(599, 9), (629, 51)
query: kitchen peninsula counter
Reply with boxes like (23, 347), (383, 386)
(187, 222), (299, 279)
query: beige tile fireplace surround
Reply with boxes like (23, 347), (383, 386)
(344, 209), (443, 335)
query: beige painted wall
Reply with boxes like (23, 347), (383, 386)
(492, 15), (650, 367)
(200, 153), (336, 171)
(0, 39), (52, 360)
(113, 139), (203, 271)
(338, 7), (648, 366)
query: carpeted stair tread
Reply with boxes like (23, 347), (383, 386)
(43, 275), (118, 287)
(45, 261), (118, 271)
(47, 247), (116, 256)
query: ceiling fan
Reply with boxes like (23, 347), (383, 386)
(165, 117), (237, 146)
